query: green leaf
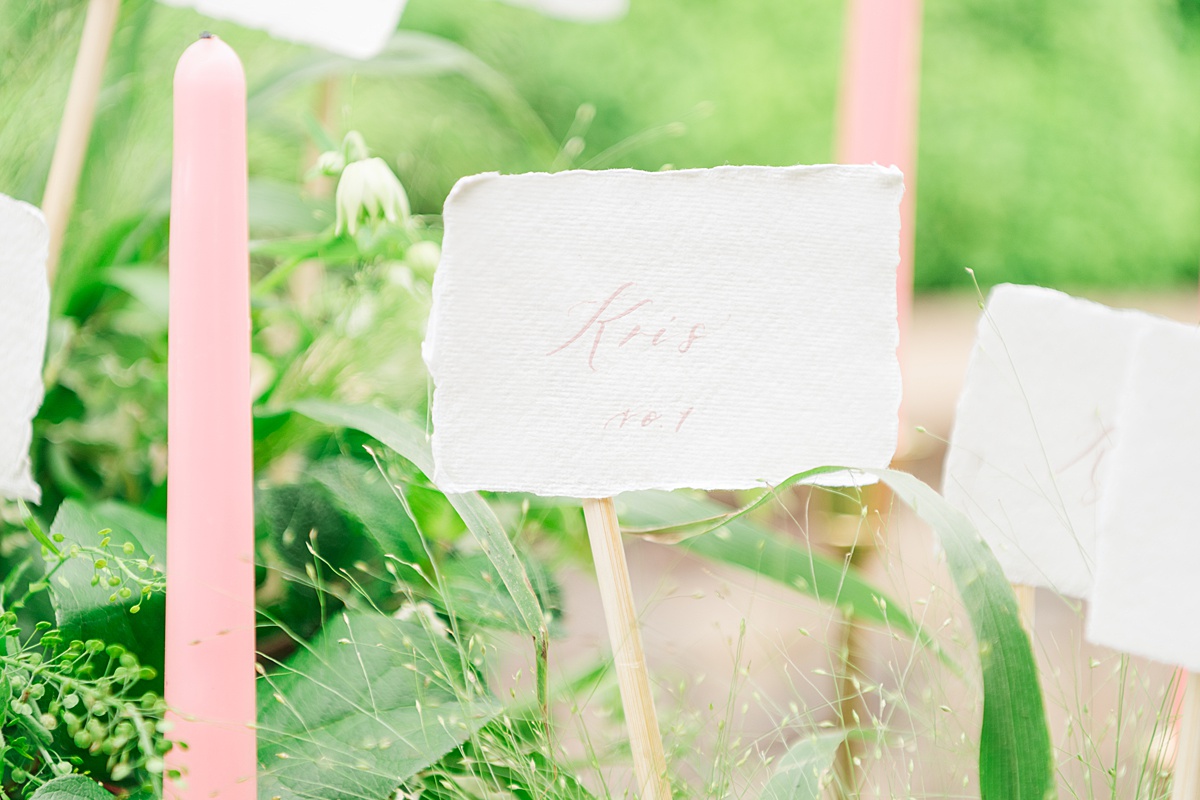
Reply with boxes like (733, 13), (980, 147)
(46, 500), (166, 677)
(868, 469), (1055, 800)
(307, 457), (425, 567)
(257, 610), (500, 800)
(290, 402), (546, 639)
(28, 775), (113, 800)
(290, 400), (552, 721)
(248, 32), (558, 163)
(618, 491), (942, 661)
(759, 730), (847, 800)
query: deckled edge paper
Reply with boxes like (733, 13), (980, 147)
(1087, 322), (1200, 671)
(942, 284), (1174, 599)
(497, 0), (629, 22)
(424, 164), (904, 498)
(157, 0), (408, 60)
(0, 194), (50, 502)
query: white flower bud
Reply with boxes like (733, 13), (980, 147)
(335, 157), (410, 236)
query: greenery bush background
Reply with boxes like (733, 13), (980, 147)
(4, 0), (1200, 294)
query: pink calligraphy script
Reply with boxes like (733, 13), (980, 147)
(546, 282), (707, 371)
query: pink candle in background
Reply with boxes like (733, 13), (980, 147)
(165, 34), (256, 800)
(836, 0), (922, 439)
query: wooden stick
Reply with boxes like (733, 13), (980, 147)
(1012, 583), (1036, 635)
(582, 497), (672, 800)
(42, 0), (122, 284)
(1173, 674), (1200, 800)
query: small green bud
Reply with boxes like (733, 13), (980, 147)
(123, 542), (135, 555)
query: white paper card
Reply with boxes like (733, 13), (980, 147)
(943, 285), (1176, 598)
(1086, 323), (1200, 669)
(0, 194), (50, 502)
(158, 0), (408, 60)
(497, 0), (629, 22)
(424, 165), (904, 497)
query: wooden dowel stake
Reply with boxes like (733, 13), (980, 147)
(42, 0), (122, 284)
(582, 497), (672, 800)
(1013, 583), (1036, 635)
(1173, 673), (1200, 800)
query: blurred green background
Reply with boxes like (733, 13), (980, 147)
(3, 0), (1200, 293)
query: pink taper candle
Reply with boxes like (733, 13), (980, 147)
(836, 0), (922, 442)
(165, 34), (256, 800)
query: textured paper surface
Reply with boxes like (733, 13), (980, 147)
(498, 0), (628, 21)
(1086, 323), (1200, 669)
(943, 285), (1175, 598)
(159, 0), (407, 59)
(0, 194), (49, 502)
(424, 165), (904, 497)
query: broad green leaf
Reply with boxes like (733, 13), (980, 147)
(290, 401), (551, 714)
(257, 611), (500, 800)
(437, 552), (562, 636)
(46, 500), (166, 677)
(28, 775), (112, 800)
(307, 457), (425, 567)
(868, 469), (1054, 800)
(759, 730), (846, 800)
(290, 402), (546, 639)
(618, 491), (942, 661)
(248, 33), (558, 162)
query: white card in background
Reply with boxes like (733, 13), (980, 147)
(157, 0), (408, 60)
(943, 285), (1175, 599)
(1087, 323), (1200, 670)
(496, 0), (629, 22)
(0, 194), (50, 502)
(424, 165), (904, 497)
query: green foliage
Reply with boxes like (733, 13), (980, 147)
(257, 611), (499, 800)
(2, 571), (167, 795)
(758, 730), (846, 800)
(291, 400), (553, 718)
(46, 502), (167, 676)
(618, 489), (945, 663)
(28, 775), (113, 799)
(869, 470), (1054, 800)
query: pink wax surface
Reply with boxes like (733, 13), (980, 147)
(164, 35), (257, 800)
(837, 0), (922, 434)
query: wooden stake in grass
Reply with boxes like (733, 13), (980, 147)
(1172, 676), (1200, 800)
(582, 497), (672, 800)
(1012, 583), (1036, 635)
(42, 0), (122, 284)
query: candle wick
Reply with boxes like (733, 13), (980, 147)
(199, 30), (215, 39)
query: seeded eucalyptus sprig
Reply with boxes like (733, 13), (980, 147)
(2, 507), (169, 796)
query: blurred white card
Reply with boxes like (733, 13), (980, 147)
(1087, 323), (1200, 669)
(158, 0), (407, 60)
(943, 285), (1175, 598)
(424, 165), (904, 497)
(497, 0), (628, 21)
(0, 194), (49, 502)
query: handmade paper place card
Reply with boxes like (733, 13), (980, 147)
(943, 284), (1175, 599)
(0, 193), (50, 502)
(1087, 322), (1200, 670)
(425, 164), (903, 800)
(424, 165), (905, 498)
(158, 0), (408, 59)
